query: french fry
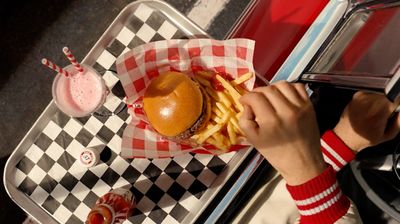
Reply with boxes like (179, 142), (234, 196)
(205, 87), (219, 101)
(212, 106), (223, 118)
(234, 84), (249, 95)
(196, 71), (214, 80)
(194, 76), (212, 88)
(227, 122), (237, 145)
(191, 70), (253, 151)
(215, 75), (244, 112)
(231, 72), (252, 86)
(216, 91), (232, 108)
(215, 102), (229, 114)
(197, 124), (223, 144)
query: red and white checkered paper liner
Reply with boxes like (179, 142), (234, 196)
(116, 38), (255, 158)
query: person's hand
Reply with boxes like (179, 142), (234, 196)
(239, 81), (326, 185)
(333, 91), (400, 153)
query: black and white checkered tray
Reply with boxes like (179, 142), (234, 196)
(11, 3), (239, 224)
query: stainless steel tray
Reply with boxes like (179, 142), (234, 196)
(3, 1), (253, 223)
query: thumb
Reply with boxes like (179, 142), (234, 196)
(239, 105), (258, 138)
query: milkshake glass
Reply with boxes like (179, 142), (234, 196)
(52, 64), (109, 117)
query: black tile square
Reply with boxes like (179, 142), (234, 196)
(54, 130), (73, 148)
(92, 62), (107, 75)
(122, 166), (141, 184)
(37, 153), (55, 172)
(127, 36), (145, 49)
(207, 156), (227, 175)
(80, 170), (100, 189)
(17, 156), (35, 175)
(116, 123), (128, 137)
(143, 163), (162, 182)
(93, 113), (109, 123)
(59, 173), (79, 191)
(101, 168), (120, 187)
(39, 175), (58, 193)
(57, 151), (76, 170)
(185, 158), (205, 177)
(42, 195), (60, 215)
(145, 185), (164, 204)
(150, 33), (164, 42)
(171, 29), (188, 39)
(129, 186), (144, 202)
(75, 128), (93, 147)
(109, 62), (117, 74)
(148, 205), (168, 223)
(53, 111), (70, 128)
(99, 146), (117, 166)
(65, 214), (81, 224)
(98, 126), (115, 143)
(146, 12), (164, 30)
(35, 133), (53, 150)
(167, 182), (186, 201)
(128, 209), (146, 224)
(188, 179), (207, 199)
(18, 177), (37, 195)
(83, 191), (98, 208)
(75, 116), (90, 125)
(62, 193), (81, 212)
(107, 40), (126, 57)
(111, 81), (126, 99)
(117, 107), (130, 121)
(170, 203), (189, 223)
(164, 161), (184, 180)
(126, 14), (145, 33)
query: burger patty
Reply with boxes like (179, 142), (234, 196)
(168, 86), (211, 142)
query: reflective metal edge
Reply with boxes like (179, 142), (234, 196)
(385, 66), (400, 101)
(3, 1), (252, 223)
(272, 0), (349, 83)
(350, 161), (400, 222)
(301, 73), (389, 90)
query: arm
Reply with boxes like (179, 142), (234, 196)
(239, 81), (351, 223)
(321, 92), (400, 171)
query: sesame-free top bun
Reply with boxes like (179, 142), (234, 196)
(143, 71), (204, 138)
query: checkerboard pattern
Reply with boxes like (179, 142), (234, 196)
(13, 3), (236, 224)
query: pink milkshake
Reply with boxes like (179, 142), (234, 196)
(52, 64), (108, 117)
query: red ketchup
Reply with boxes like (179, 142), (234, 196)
(86, 188), (135, 224)
(211, 72), (234, 91)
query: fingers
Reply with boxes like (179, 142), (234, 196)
(270, 81), (306, 106)
(293, 83), (309, 101)
(253, 86), (294, 112)
(239, 105), (259, 138)
(240, 91), (276, 117)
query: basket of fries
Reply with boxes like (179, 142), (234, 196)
(116, 38), (255, 158)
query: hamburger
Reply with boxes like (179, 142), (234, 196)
(143, 71), (211, 142)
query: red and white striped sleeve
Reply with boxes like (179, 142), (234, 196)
(286, 165), (350, 224)
(320, 130), (356, 171)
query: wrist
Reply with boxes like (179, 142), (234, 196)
(333, 125), (361, 153)
(282, 161), (328, 186)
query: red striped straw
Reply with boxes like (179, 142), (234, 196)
(62, 47), (84, 73)
(41, 58), (70, 77)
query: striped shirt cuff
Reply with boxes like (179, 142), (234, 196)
(286, 166), (350, 224)
(321, 130), (355, 171)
